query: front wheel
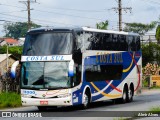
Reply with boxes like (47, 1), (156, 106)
(82, 92), (90, 109)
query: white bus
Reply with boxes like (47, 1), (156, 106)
(20, 27), (142, 111)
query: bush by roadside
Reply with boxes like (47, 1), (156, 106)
(0, 92), (21, 109)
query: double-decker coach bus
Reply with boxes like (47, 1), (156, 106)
(20, 27), (142, 111)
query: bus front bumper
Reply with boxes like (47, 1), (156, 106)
(21, 97), (72, 106)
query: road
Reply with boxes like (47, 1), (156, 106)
(0, 89), (160, 120)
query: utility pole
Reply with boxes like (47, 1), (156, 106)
(19, 0), (37, 30)
(118, 0), (122, 31)
(112, 0), (132, 31)
(27, 0), (31, 30)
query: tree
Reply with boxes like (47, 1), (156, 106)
(3, 22), (41, 39)
(123, 21), (157, 35)
(156, 25), (160, 44)
(142, 43), (160, 66)
(96, 20), (109, 30)
(0, 46), (23, 59)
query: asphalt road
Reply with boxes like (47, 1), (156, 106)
(0, 89), (160, 120)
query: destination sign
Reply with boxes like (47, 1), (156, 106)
(21, 55), (72, 62)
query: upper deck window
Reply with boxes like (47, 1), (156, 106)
(23, 32), (73, 55)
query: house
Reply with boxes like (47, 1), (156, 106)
(141, 32), (157, 44)
(0, 38), (18, 46)
(0, 54), (18, 76)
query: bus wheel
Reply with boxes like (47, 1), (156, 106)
(128, 86), (134, 102)
(82, 91), (90, 109)
(37, 106), (47, 111)
(121, 87), (128, 103)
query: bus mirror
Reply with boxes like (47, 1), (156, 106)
(68, 60), (74, 77)
(10, 61), (19, 79)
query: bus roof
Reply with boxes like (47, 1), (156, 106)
(28, 26), (139, 36)
(82, 27), (139, 36)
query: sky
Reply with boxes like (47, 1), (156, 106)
(0, 0), (160, 37)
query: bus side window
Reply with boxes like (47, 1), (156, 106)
(121, 35), (128, 51)
(131, 37), (136, 51)
(128, 36), (136, 51)
(112, 34), (117, 50)
(85, 65), (123, 82)
(89, 32), (100, 50)
(116, 35), (121, 50)
(136, 36), (140, 51)
(103, 34), (111, 50)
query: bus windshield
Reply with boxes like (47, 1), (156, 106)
(21, 62), (71, 89)
(23, 32), (73, 55)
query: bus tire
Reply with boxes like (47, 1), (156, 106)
(82, 90), (90, 109)
(120, 87), (128, 103)
(37, 106), (47, 111)
(127, 85), (134, 102)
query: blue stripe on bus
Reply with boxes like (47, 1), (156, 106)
(83, 51), (141, 101)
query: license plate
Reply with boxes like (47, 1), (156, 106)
(40, 101), (48, 105)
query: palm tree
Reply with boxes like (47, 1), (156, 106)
(96, 20), (109, 30)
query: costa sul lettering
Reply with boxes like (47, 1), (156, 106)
(26, 56), (48, 61)
(25, 56), (64, 61)
(51, 56), (64, 61)
(96, 52), (123, 63)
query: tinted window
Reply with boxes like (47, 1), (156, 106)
(85, 65), (123, 82)
(75, 31), (83, 50)
(120, 35), (128, 51)
(102, 33), (111, 50)
(128, 36), (136, 51)
(76, 31), (140, 51)
(136, 36), (140, 51)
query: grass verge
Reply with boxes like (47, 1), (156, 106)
(149, 107), (160, 114)
(114, 107), (160, 120)
(0, 92), (21, 109)
(149, 86), (160, 89)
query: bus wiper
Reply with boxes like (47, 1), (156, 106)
(32, 78), (44, 85)
(56, 87), (68, 89)
(26, 46), (32, 54)
(47, 87), (67, 90)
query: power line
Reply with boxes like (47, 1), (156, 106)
(34, 2), (107, 13)
(0, 2), (123, 28)
(0, 12), (79, 27)
(2, 10), (29, 14)
(0, 3), (106, 13)
(34, 9), (105, 21)
(0, 3), (106, 21)
(141, 0), (160, 5)
(0, 3), (24, 9)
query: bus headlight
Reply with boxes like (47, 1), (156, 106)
(21, 94), (32, 98)
(57, 93), (71, 98)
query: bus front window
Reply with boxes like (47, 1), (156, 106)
(21, 62), (71, 89)
(23, 32), (73, 55)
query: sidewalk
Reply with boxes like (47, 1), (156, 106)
(140, 88), (160, 95)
